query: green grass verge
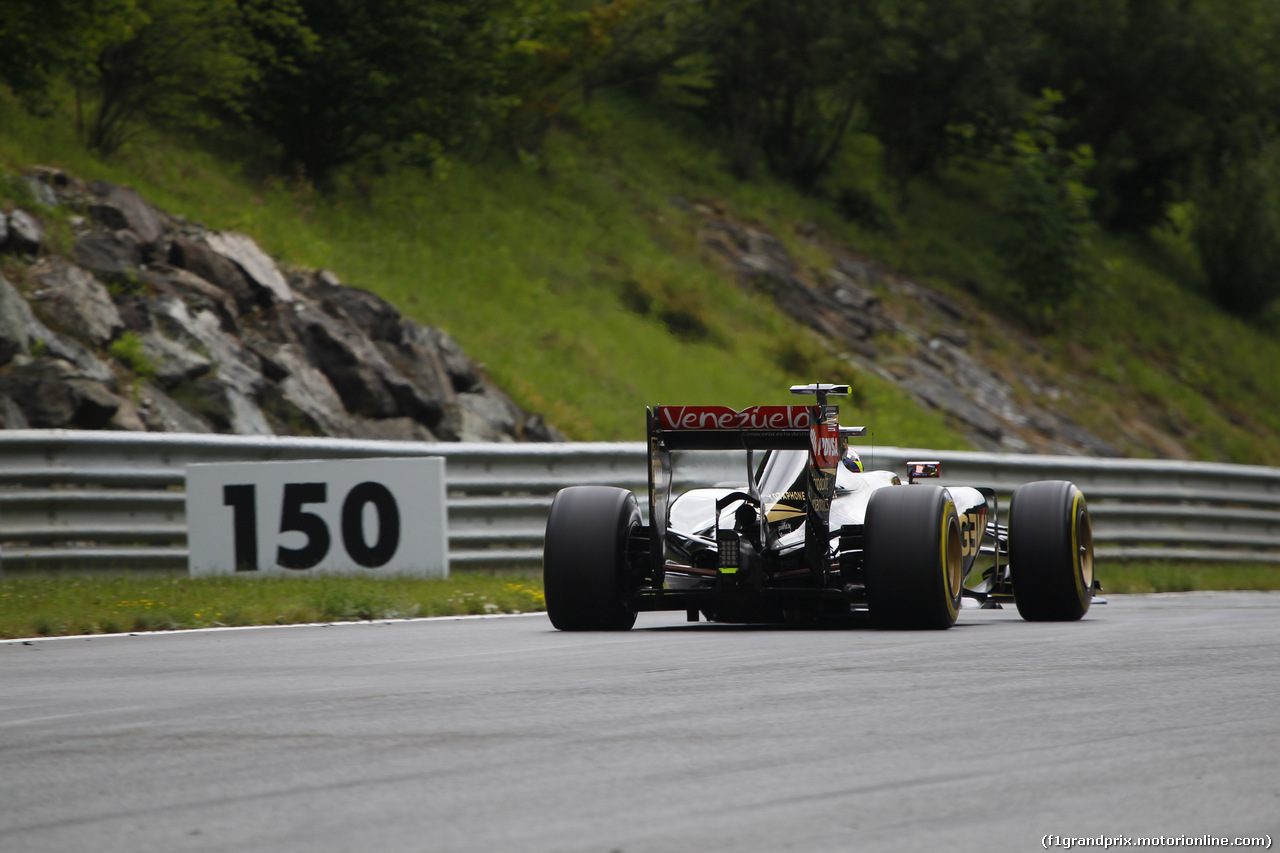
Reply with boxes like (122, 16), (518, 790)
(1098, 561), (1280, 594)
(3, 564), (1276, 639)
(0, 574), (546, 640)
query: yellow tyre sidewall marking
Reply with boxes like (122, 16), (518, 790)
(1070, 490), (1092, 601)
(941, 500), (960, 619)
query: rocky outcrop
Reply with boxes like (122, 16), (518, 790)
(0, 168), (563, 442)
(689, 199), (1125, 456)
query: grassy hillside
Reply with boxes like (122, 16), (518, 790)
(3, 91), (1278, 462)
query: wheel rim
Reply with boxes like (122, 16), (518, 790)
(944, 515), (962, 602)
(1076, 506), (1094, 590)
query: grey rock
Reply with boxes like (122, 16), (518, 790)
(0, 393), (29, 429)
(0, 212), (7, 248)
(23, 175), (59, 209)
(269, 300), (397, 417)
(0, 272), (30, 365)
(0, 358), (121, 429)
(142, 264), (239, 334)
(301, 272), (403, 343)
(29, 259), (125, 346)
(375, 339), (452, 427)
(923, 339), (1017, 411)
(1025, 405), (1121, 457)
(65, 379), (124, 429)
(151, 297), (264, 397)
(934, 327), (971, 348)
(825, 268), (882, 313)
(774, 274), (878, 350)
(226, 387), (273, 435)
(113, 296), (152, 333)
(0, 363), (77, 427)
(521, 414), (564, 442)
(7, 209), (43, 254)
(0, 171), (568, 445)
(897, 358), (1007, 440)
(137, 331), (213, 388)
(87, 182), (163, 247)
(169, 378), (272, 435)
(168, 238), (256, 311)
(34, 332), (115, 385)
(349, 417), (436, 442)
(745, 228), (795, 273)
(893, 278), (966, 320)
(204, 231), (294, 306)
(735, 252), (789, 285)
(429, 327), (482, 392)
(135, 381), (214, 434)
(457, 386), (521, 438)
(439, 403), (512, 442)
(108, 395), (148, 431)
(393, 321), (456, 410)
(706, 218), (880, 355)
(2, 272), (114, 383)
(834, 256), (888, 288)
(73, 230), (143, 281)
(268, 299), (430, 421)
(703, 219), (750, 253)
(265, 342), (355, 437)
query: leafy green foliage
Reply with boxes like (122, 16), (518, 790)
(1191, 145), (1280, 318)
(859, 0), (1033, 205)
(75, 0), (310, 156)
(1026, 0), (1280, 232)
(108, 330), (158, 379)
(699, 0), (869, 187)
(997, 92), (1096, 324)
(244, 0), (517, 186)
(0, 0), (138, 110)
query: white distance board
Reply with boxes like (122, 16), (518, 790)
(186, 457), (447, 578)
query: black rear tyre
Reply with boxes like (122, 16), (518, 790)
(543, 486), (640, 631)
(1009, 480), (1094, 621)
(864, 485), (963, 630)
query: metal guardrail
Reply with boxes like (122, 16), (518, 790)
(0, 431), (1276, 574)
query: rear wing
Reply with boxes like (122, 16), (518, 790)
(645, 384), (864, 582)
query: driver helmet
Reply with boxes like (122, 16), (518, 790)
(841, 446), (864, 474)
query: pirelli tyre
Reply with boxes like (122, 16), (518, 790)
(864, 485), (963, 630)
(543, 486), (640, 631)
(1008, 480), (1094, 622)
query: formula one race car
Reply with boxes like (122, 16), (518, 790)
(543, 384), (1098, 630)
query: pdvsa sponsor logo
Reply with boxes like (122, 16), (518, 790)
(657, 405), (813, 431)
(809, 421), (839, 467)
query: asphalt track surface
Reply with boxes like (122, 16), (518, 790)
(2, 593), (1278, 853)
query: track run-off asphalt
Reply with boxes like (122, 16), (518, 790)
(2, 592), (1278, 852)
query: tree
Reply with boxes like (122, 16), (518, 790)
(0, 0), (138, 111)
(1023, 0), (1278, 231)
(1192, 146), (1280, 318)
(859, 0), (1034, 205)
(245, 0), (518, 187)
(701, 0), (869, 186)
(693, 0), (1034, 197)
(75, 0), (309, 156)
(998, 92), (1096, 325)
